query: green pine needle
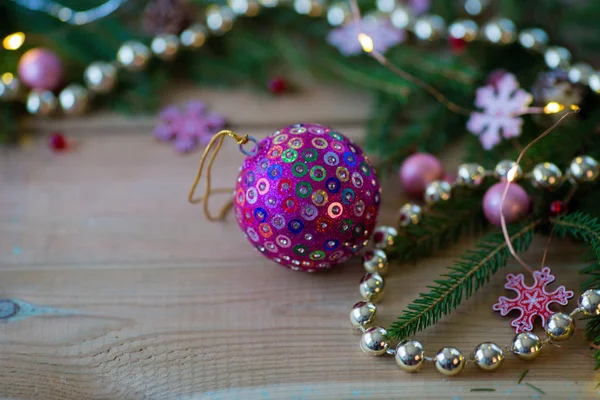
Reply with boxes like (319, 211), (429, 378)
(524, 382), (546, 395)
(388, 219), (539, 340)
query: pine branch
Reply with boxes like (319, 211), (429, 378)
(388, 219), (540, 340)
(551, 212), (600, 262)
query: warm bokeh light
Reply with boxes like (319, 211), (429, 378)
(1, 72), (14, 85)
(3, 32), (25, 50)
(543, 101), (564, 114)
(358, 33), (374, 53)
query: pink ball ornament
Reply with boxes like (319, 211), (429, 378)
(399, 153), (444, 197)
(483, 182), (530, 226)
(18, 48), (63, 91)
(233, 123), (381, 272)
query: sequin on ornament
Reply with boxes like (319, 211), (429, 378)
(233, 123), (381, 271)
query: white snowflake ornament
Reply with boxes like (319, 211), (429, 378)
(493, 266), (574, 333)
(467, 72), (533, 150)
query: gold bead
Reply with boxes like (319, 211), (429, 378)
(363, 249), (389, 276)
(494, 160), (522, 181)
(359, 273), (385, 302)
(228, 0), (260, 16)
(531, 162), (563, 189)
(206, 5), (235, 36)
(545, 312), (575, 341)
(448, 20), (479, 42)
(26, 90), (57, 116)
(395, 340), (425, 372)
(568, 63), (594, 84)
(456, 163), (486, 188)
(398, 203), (422, 227)
(473, 342), (504, 371)
(151, 34), (180, 60)
(482, 18), (516, 44)
(390, 5), (412, 30)
(360, 326), (389, 356)
(512, 332), (543, 360)
(518, 28), (548, 52)
(413, 15), (446, 41)
(84, 62), (117, 93)
(544, 46), (571, 70)
(569, 156), (599, 182)
(0, 75), (21, 100)
(350, 301), (377, 329)
(372, 226), (398, 251)
(424, 180), (452, 205)
(293, 0), (323, 17)
(327, 2), (350, 26)
(579, 289), (600, 316)
(434, 347), (465, 376)
(180, 24), (207, 49)
(59, 84), (88, 115)
(117, 41), (151, 71)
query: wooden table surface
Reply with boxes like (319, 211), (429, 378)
(1, 85), (598, 399)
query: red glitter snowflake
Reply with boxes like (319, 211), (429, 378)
(493, 266), (574, 333)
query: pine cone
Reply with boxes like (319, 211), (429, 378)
(143, 0), (193, 35)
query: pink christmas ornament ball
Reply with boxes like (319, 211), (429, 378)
(18, 48), (63, 91)
(233, 123), (381, 272)
(399, 153), (443, 197)
(483, 182), (530, 226)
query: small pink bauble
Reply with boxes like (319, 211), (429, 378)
(233, 123), (381, 272)
(483, 182), (530, 226)
(399, 153), (443, 197)
(18, 48), (63, 91)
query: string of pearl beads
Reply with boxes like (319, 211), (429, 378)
(353, 243), (600, 375)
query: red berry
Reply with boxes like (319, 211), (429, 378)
(549, 200), (566, 217)
(49, 133), (67, 151)
(448, 37), (466, 54)
(268, 77), (287, 95)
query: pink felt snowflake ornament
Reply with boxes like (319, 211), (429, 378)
(327, 15), (406, 56)
(467, 72), (533, 150)
(493, 266), (574, 333)
(153, 100), (226, 153)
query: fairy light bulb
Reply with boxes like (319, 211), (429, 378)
(543, 101), (564, 114)
(506, 165), (519, 182)
(3, 32), (25, 50)
(358, 33), (374, 53)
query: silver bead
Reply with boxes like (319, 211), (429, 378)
(482, 18), (516, 44)
(117, 41), (151, 71)
(448, 20), (478, 42)
(58, 84), (88, 115)
(473, 342), (504, 371)
(180, 24), (207, 49)
(228, 0), (260, 16)
(0, 74), (21, 100)
(464, 0), (488, 16)
(398, 203), (422, 227)
(512, 332), (543, 360)
(578, 289), (600, 316)
(26, 90), (57, 116)
(545, 312), (575, 341)
(327, 2), (350, 26)
(390, 5), (412, 30)
(518, 28), (548, 52)
(258, 0), (278, 7)
(589, 72), (600, 93)
(206, 5), (235, 35)
(363, 249), (389, 276)
(360, 326), (389, 355)
(376, 0), (395, 13)
(434, 347), (465, 376)
(293, 0), (323, 17)
(395, 340), (425, 372)
(456, 163), (485, 188)
(373, 226), (398, 251)
(544, 46), (571, 70)
(350, 301), (377, 329)
(84, 62), (117, 93)
(568, 63), (594, 84)
(569, 155), (599, 182)
(151, 34), (180, 61)
(413, 15), (445, 41)
(359, 273), (385, 302)
(531, 162), (563, 189)
(424, 180), (452, 205)
(494, 160), (523, 181)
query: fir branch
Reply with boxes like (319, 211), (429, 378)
(388, 219), (540, 340)
(551, 212), (600, 262)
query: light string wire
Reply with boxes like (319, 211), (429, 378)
(188, 129), (249, 221)
(10, 0), (128, 25)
